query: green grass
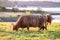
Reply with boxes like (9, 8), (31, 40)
(0, 22), (60, 40)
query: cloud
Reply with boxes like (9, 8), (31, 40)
(8, 0), (60, 2)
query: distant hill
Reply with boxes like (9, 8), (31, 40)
(0, 1), (60, 7)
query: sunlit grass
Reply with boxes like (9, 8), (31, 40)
(0, 22), (60, 40)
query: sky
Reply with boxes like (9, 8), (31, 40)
(8, 0), (60, 13)
(9, 0), (60, 2)
(41, 8), (60, 13)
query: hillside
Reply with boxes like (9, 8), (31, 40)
(0, 0), (60, 7)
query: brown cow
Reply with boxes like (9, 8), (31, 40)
(13, 14), (47, 31)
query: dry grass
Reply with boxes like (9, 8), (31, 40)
(0, 22), (60, 40)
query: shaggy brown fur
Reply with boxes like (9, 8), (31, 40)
(13, 14), (47, 31)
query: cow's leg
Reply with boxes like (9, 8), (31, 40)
(42, 26), (47, 30)
(38, 25), (42, 31)
(27, 26), (29, 31)
(45, 22), (47, 30)
(42, 26), (45, 30)
(38, 25), (45, 31)
(44, 16), (48, 30)
(44, 21), (47, 30)
(39, 26), (44, 31)
(44, 26), (47, 30)
(43, 23), (47, 30)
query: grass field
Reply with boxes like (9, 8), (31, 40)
(0, 22), (60, 40)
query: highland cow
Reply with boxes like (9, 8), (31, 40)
(13, 14), (47, 31)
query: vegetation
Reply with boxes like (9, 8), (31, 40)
(0, 16), (19, 22)
(0, 22), (60, 40)
(0, 6), (6, 11)
(11, 8), (19, 12)
(0, 6), (48, 14)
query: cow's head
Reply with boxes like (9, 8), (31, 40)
(13, 25), (18, 31)
(44, 14), (52, 25)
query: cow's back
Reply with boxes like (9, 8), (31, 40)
(21, 14), (45, 27)
(13, 14), (47, 31)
